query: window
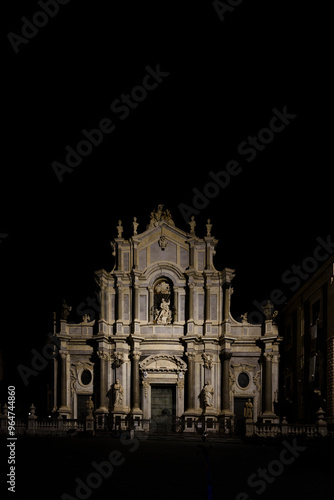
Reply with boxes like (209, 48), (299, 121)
(238, 372), (250, 388)
(80, 369), (92, 386)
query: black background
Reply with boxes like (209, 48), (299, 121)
(1, 1), (332, 413)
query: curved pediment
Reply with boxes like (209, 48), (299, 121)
(139, 354), (187, 374)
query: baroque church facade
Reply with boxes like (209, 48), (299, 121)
(52, 205), (281, 433)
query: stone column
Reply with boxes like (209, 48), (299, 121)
(97, 351), (109, 412)
(131, 351), (141, 412)
(148, 287), (154, 322)
(133, 279), (139, 321)
(99, 280), (107, 321)
(205, 284), (211, 321)
(117, 283), (123, 320)
(186, 353), (196, 410)
(53, 351), (58, 412)
(188, 283), (194, 321)
(224, 285), (230, 321)
(59, 351), (70, 414)
(173, 288), (179, 323)
(263, 352), (274, 415)
(220, 352), (232, 414)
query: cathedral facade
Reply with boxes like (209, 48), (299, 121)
(52, 205), (281, 433)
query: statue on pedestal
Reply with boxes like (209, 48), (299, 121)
(244, 399), (253, 420)
(203, 380), (214, 408)
(114, 379), (124, 406)
(86, 396), (94, 416)
(61, 299), (72, 321)
(154, 298), (172, 324)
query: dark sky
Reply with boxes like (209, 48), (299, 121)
(1, 1), (332, 410)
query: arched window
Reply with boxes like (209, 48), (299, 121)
(153, 278), (173, 324)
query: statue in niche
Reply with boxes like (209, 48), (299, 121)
(203, 380), (214, 408)
(114, 379), (124, 406)
(244, 399), (253, 420)
(154, 297), (172, 324)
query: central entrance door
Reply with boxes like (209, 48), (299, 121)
(151, 385), (176, 433)
(234, 397), (253, 436)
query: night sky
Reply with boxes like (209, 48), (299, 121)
(1, 1), (332, 412)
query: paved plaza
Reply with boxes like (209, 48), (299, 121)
(1, 435), (332, 500)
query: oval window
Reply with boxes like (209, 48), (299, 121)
(81, 369), (92, 386)
(238, 372), (249, 388)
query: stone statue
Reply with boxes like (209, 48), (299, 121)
(133, 217), (139, 236)
(86, 396), (94, 416)
(189, 215), (196, 235)
(148, 205), (174, 228)
(116, 220), (123, 238)
(61, 299), (72, 321)
(244, 398), (253, 420)
(114, 379), (124, 406)
(203, 380), (214, 407)
(206, 219), (212, 236)
(154, 298), (172, 324)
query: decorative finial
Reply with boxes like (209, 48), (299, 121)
(117, 220), (123, 238)
(133, 217), (139, 236)
(206, 219), (212, 236)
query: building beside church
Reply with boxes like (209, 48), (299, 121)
(279, 254), (334, 424)
(52, 205), (282, 433)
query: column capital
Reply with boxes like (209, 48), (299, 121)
(97, 351), (110, 361)
(186, 352), (196, 361)
(112, 351), (125, 367)
(59, 351), (69, 360)
(220, 351), (232, 361)
(263, 352), (274, 362)
(131, 351), (141, 361)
